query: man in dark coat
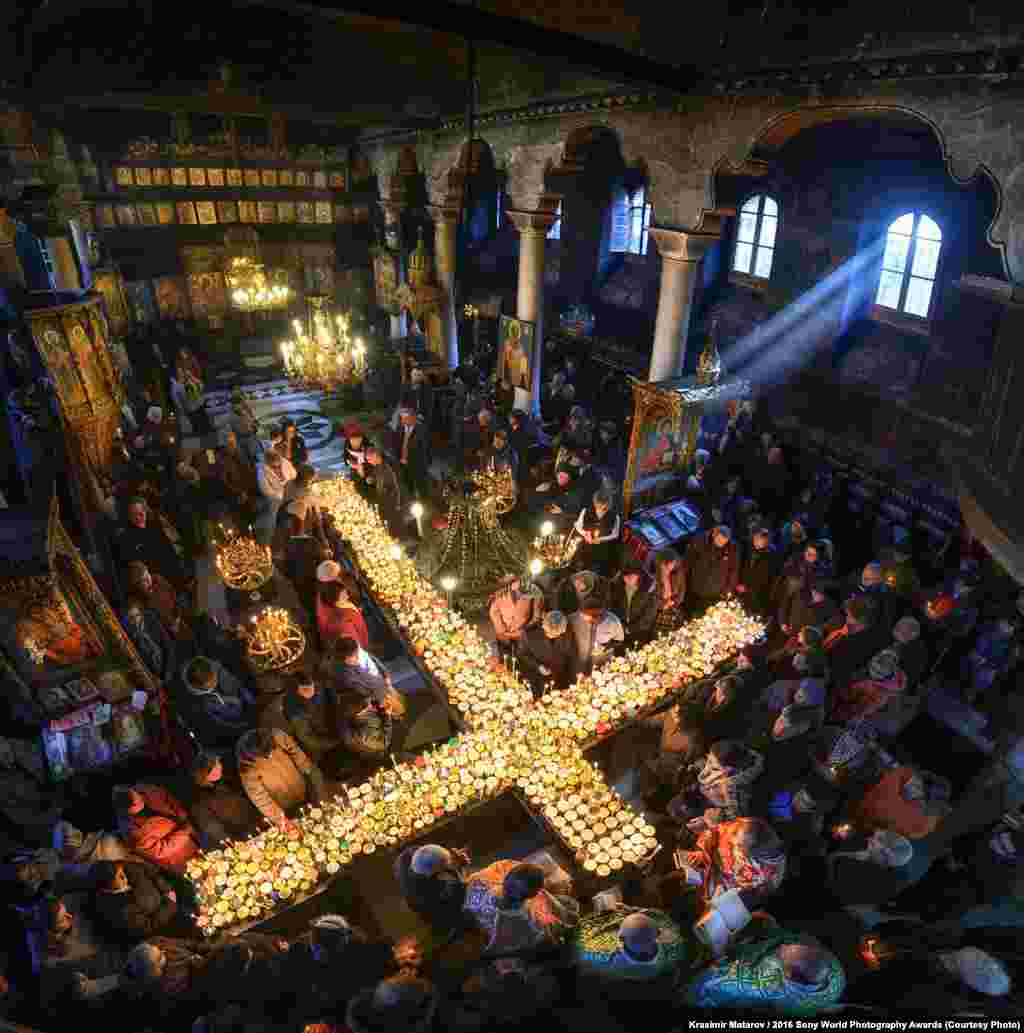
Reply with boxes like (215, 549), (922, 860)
(393, 843), (468, 936)
(736, 528), (782, 617)
(684, 525), (740, 615)
(365, 447), (405, 539)
(91, 861), (182, 943)
(518, 610), (577, 696)
(186, 752), (261, 849)
(113, 497), (188, 590)
(824, 595), (890, 689)
(389, 407), (431, 502)
(276, 914), (416, 1027)
(608, 559), (659, 648)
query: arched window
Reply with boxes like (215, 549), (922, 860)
(732, 195), (778, 280)
(875, 212), (941, 319)
(546, 201), (562, 241)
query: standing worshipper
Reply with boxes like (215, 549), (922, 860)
(824, 596), (889, 690)
(737, 527), (782, 617)
(568, 583), (624, 679)
(609, 557), (659, 648)
(489, 576), (542, 661)
(317, 574), (370, 652)
(279, 418), (309, 468)
(653, 547), (687, 634)
(393, 844), (469, 937)
(390, 406), (431, 503)
(518, 610), (576, 696)
(684, 525), (740, 616)
(114, 497), (189, 591)
(342, 424), (370, 492)
(229, 388), (261, 462)
(364, 446), (405, 539)
(215, 429), (261, 522)
(256, 448), (297, 544)
(112, 785), (199, 873)
(235, 729), (326, 834)
(572, 489), (621, 577)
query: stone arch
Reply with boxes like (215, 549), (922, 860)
(719, 102), (1008, 279)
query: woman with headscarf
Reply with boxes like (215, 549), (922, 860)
(393, 844), (469, 938)
(674, 818), (788, 915)
(778, 518), (810, 563)
(669, 741), (766, 831)
(847, 765), (952, 841)
(652, 547), (687, 634)
(463, 860), (579, 956)
(831, 648), (907, 725)
(681, 925), (845, 1016)
(824, 828), (941, 907)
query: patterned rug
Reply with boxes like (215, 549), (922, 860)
(207, 378), (350, 474)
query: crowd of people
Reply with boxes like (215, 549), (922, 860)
(2, 329), (1023, 1032)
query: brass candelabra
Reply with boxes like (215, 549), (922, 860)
(245, 607), (307, 672)
(215, 531), (274, 592)
(532, 521), (580, 570)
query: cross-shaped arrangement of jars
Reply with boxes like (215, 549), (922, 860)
(186, 476), (765, 934)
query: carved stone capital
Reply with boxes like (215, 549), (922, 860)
(506, 206), (559, 236)
(649, 227), (721, 264)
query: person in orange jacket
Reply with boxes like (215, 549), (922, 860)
(112, 784), (200, 873)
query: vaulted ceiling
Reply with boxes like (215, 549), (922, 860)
(2, 0), (1017, 145)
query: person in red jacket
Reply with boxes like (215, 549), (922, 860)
(112, 784), (199, 873)
(316, 575), (369, 651)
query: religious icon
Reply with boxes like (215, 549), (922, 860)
(189, 168), (207, 187)
(207, 168), (225, 187)
(152, 168), (169, 186)
(96, 205), (115, 228)
(238, 201), (257, 223)
(134, 167), (152, 187)
(172, 168), (188, 186)
(315, 201), (332, 224)
(261, 169), (278, 187)
(313, 171), (327, 189)
(329, 171), (345, 189)
(279, 169), (294, 187)
(295, 170), (309, 187)
(258, 202), (276, 224)
(137, 204), (157, 227)
(176, 202), (197, 225)
(115, 167), (133, 187)
(278, 202), (295, 223)
(66, 723), (114, 771)
(244, 169), (261, 188)
(14, 585), (103, 670)
(297, 202), (314, 224)
(157, 203), (175, 225)
(497, 315), (534, 392)
(39, 327), (84, 403)
(638, 413), (680, 476)
(216, 201), (238, 224)
(196, 201), (217, 225)
(227, 168), (243, 187)
(115, 205), (137, 226)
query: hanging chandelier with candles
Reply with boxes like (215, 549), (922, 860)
(226, 256), (292, 312)
(280, 294), (367, 390)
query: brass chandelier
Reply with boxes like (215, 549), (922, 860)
(280, 294), (367, 389)
(226, 256), (292, 312)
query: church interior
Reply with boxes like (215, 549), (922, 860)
(1, 1), (1024, 1029)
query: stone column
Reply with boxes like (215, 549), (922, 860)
(507, 207), (559, 419)
(380, 198), (407, 340)
(426, 205), (460, 368)
(647, 228), (720, 383)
